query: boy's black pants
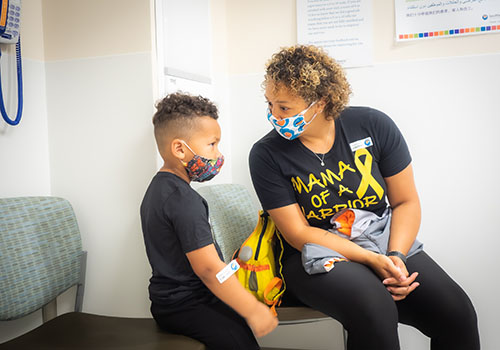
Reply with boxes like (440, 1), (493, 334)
(152, 297), (260, 350)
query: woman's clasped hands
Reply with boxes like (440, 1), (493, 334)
(371, 253), (420, 301)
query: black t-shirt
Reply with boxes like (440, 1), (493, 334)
(140, 172), (222, 311)
(249, 107), (411, 256)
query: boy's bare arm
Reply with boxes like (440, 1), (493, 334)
(186, 244), (278, 337)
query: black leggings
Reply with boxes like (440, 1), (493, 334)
(151, 298), (259, 350)
(282, 251), (480, 350)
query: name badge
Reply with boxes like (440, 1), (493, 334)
(216, 259), (240, 284)
(350, 137), (373, 152)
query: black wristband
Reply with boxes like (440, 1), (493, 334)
(387, 250), (407, 263)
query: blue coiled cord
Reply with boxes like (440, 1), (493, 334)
(0, 38), (23, 126)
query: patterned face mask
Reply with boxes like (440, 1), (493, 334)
(267, 101), (317, 140)
(181, 141), (224, 182)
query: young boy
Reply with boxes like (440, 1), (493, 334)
(140, 92), (278, 350)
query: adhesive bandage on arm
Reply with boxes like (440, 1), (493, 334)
(216, 246), (252, 284)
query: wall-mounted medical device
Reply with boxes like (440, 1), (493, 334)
(0, 0), (23, 126)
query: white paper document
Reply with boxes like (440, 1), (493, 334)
(297, 0), (373, 68)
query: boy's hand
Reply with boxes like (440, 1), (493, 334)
(245, 302), (278, 337)
(187, 245), (278, 337)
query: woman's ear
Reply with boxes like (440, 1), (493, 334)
(315, 99), (327, 115)
(171, 139), (186, 160)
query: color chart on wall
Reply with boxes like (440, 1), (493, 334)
(395, 0), (500, 41)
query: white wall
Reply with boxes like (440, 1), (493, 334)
(347, 53), (500, 350)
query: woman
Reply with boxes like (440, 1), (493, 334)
(249, 45), (479, 350)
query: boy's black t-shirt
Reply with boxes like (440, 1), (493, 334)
(249, 106), (411, 256)
(140, 172), (222, 312)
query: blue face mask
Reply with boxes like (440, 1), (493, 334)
(267, 102), (317, 140)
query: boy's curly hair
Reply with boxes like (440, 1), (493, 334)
(264, 45), (351, 120)
(153, 92), (218, 143)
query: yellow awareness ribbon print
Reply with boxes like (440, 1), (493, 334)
(354, 148), (384, 200)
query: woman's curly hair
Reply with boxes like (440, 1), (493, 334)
(264, 45), (351, 120)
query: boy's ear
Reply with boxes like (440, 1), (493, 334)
(171, 139), (187, 160)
